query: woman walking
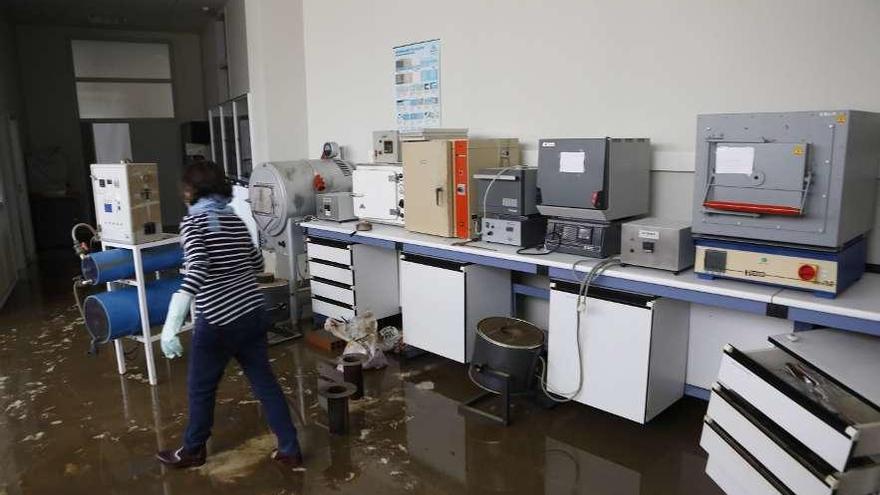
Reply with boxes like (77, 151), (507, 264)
(155, 160), (302, 469)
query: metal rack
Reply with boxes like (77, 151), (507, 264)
(102, 233), (190, 386)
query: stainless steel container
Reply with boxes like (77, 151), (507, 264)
(470, 317), (545, 395)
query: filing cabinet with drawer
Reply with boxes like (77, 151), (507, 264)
(306, 237), (400, 322)
(701, 329), (880, 495)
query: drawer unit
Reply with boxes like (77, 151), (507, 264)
(707, 385), (880, 495)
(399, 254), (511, 363)
(310, 279), (355, 306)
(306, 239), (352, 265)
(306, 237), (400, 321)
(717, 346), (880, 471)
(703, 329), (880, 495)
(547, 281), (690, 424)
(702, 419), (790, 495)
(311, 296), (355, 321)
(308, 259), (354, 285)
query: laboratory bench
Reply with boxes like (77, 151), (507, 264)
(300, 219), (880, 338)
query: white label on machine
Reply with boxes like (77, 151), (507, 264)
(638, 230), (660, 240)
(715, 146), (755, 175)
(559, 151), (586, 173)
(502, 197), (518, 208)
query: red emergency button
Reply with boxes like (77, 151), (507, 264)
(797, 264), (818, 281)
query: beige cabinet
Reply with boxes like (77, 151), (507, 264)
(402, 138), (519, 238)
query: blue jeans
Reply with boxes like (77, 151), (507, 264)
(183, 310), (300, 456)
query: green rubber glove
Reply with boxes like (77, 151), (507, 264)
(161, 291), (192, 359)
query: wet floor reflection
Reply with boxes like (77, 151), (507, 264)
(0, 258), (722, 494)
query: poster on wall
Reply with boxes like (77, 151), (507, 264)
(394, 39), (440, 130)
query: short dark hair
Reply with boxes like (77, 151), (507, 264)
(182, 160), (231, 204)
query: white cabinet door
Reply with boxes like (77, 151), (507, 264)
(548, 289), (653, 423)
(400, 258), (466, 362)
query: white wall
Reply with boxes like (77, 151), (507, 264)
(299, 0), (880, 261)
(244, 0), (309, 166)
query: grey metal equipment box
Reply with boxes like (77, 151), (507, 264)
(537, 138), (651, 222)
(316, 192), (356, 222)
(692, 111), (880, 248)
(473, 166), (540, 217)
(373, 130), (401, 163)
(621, 218), (694, 272)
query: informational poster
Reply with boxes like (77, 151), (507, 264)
(394, 39), (440, 130)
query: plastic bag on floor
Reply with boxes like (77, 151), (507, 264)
(324, 312), (388, 370)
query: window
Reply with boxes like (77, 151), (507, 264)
(72, 40), (174, 119)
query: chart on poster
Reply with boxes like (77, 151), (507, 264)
(394, 39), (440, 130)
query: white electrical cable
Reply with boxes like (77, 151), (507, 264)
(476, 166), (514, 238)
(538, 256), (621, 403)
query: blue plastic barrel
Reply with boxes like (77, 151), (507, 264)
(81, 244), (184, 285)
(84, 277), (182, 345)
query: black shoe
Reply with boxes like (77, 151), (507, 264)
(156, 446), (207, 468)
(271, 449), (304, 469)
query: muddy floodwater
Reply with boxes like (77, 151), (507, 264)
(0, 255), (722, 494)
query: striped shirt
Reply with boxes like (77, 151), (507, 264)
(179, 212), (264, 326)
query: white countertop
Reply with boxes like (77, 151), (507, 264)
(302, 219), (880, 323)
(773, 275), (880, 321)
(301, 220), (783, 303)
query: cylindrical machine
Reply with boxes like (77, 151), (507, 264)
(83, 277), (182, 344)
(256, 273), (290, 327)
(81, 244), (183, 285)
(248, 159), (354, 236)
(470, 317), (545, 395)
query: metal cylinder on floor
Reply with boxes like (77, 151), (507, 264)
(81, 244), (183, 285)
(319, 382), (356, 435)
(83, 277), (182, 344)
(340, 353), (367, 400)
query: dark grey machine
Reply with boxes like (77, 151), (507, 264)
(474, 167), (546, 247)
(536, 138), (651, 257)
(537, 138), (650, 221)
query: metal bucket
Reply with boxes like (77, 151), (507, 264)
(256, 273), (290, 326)
(81, 244), (183, 285)
(470, 317), (545, 395)
(83, 277), (182, 344)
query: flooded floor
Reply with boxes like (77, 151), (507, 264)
(0, 254), (722, 494)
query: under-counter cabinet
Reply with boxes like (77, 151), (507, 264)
(547, 281), (690, 424)
(306, 237), (400, 321)
(702, 329), (880, 495)
(399, 254), (511, 363)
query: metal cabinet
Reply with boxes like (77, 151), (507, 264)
(306, 237), (400, 322)
(399, 254), (511, 363)
(352, 164), (405, 226)
(702, 330), (880, 495)
(402, 139), (519, 238)
(547, 281), (690, 424)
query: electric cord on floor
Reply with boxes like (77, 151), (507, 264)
(537, 256), (621, 403)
